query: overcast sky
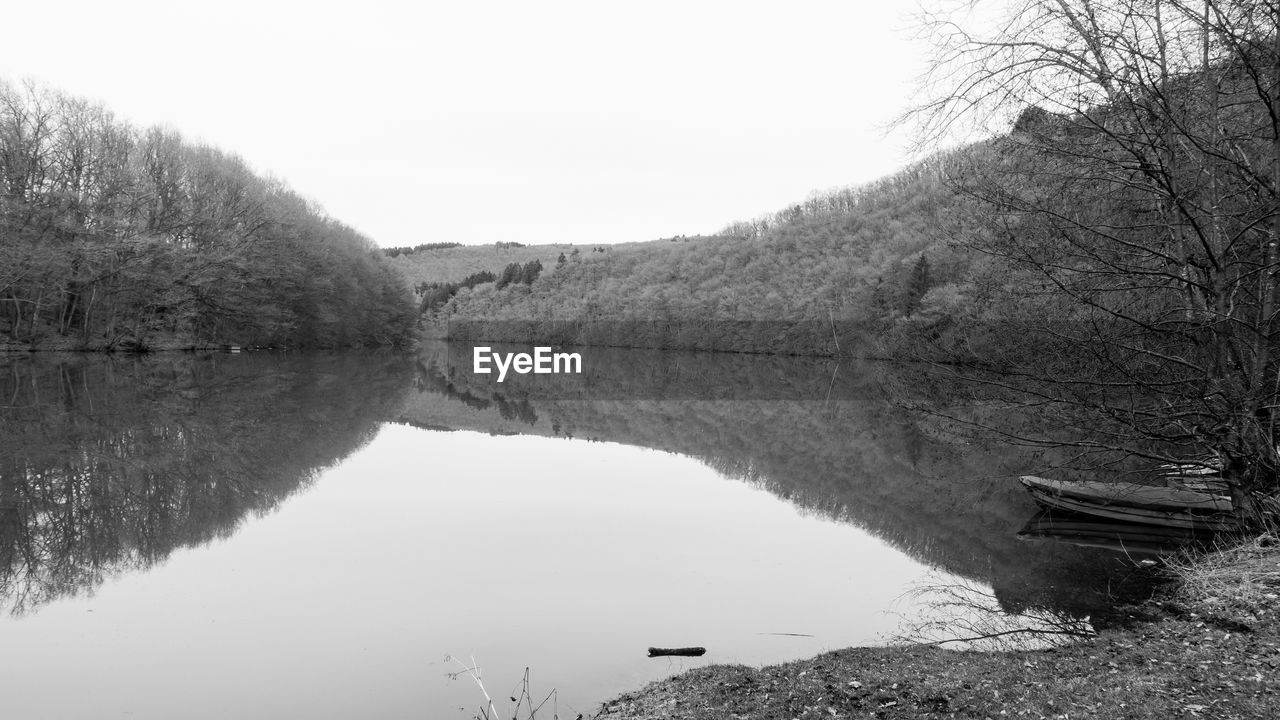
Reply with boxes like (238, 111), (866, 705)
(0, 1), (931, 247)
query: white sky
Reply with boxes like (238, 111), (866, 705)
(0, 0), (931, 247)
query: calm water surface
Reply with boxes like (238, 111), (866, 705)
(0, 347), (1156, 719)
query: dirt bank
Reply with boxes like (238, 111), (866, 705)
(595, 539), (1279, 719)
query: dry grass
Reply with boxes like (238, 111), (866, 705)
(1167, 534), (1280, 626)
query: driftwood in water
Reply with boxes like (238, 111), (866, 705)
(647, 647), (706, 657)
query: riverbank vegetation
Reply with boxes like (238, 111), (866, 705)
(0, 80), (415, 350)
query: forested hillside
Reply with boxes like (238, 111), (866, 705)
(429, 150), (993, 354)
(389, 242), (580, 289)
(0, 80), (415, 350)
(388, 238), (709, 296)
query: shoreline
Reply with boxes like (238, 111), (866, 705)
(0, 336), (243, 353)
(0, 339), (411, 354)
(593, 538), (1279, 719)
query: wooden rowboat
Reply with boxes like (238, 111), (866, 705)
(1021, 475), (1231, 511)
(1020, 475), (1237, 531)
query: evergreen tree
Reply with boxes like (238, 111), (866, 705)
(904, 255), (931, 317)
(522, 259), (543, 285)
(495, 263), (523, 290)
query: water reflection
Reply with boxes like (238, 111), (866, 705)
(0, 344), (1173, 717)
(0, 345), (1165, 622)
(894, 578), (1097, 651)
(1017, 510), (1214, 556)
(0, 351), (413, 615)
(407, 341), (1165, 620)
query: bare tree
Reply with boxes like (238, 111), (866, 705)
(910, 0), (1280, 521)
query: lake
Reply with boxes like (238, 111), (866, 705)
(0, 345), (1161, 719)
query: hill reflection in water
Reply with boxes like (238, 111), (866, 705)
(0, 343), (1160, 623)
(405, 341), (1164, 620)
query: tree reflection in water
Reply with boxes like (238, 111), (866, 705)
(893, 578), (1097, 651)
(1, 342), (1172, 627)
(0, 351), (413, 615)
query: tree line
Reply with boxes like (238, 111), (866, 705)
(416, 269), (499, 314)
(1, 79), (415, 350)
(416, 259), (548, 318)
(384, 242), (463, 257)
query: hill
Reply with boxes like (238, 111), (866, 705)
(389, 242), (581, 288)
(386, 237), (712, 291)
(422, 147), (992, 355)
(0, 80), (416, 351)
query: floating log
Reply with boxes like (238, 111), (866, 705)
(647, 647), (706, 657)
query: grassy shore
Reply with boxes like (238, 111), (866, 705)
(595, 537), (1279, 719)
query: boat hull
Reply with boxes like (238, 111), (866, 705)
(1020, 475), (1237, 531)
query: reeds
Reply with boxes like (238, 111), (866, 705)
(446, 656), (569, 720)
